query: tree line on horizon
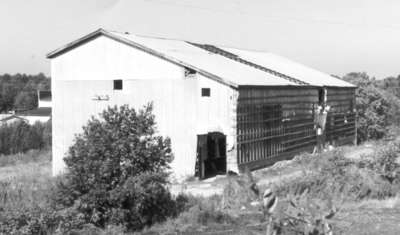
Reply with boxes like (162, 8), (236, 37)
(342, 72), (400, 142)
(0, 73), (50, 113)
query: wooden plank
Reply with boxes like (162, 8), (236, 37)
(238, 94), (317, 100)
(284, 139), (316, 152)
(239, 88), (318, 98)
(328, 112), (356, 117)
(326, 126), (355, 134)
(238, 129), (314, 144)
(281, 134), (316, 145)
(238, 145), (314, 172)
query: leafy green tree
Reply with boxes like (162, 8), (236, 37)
(0, 120), (51, 155)
(0, 83), (19, 112)
(0, 73), (50, 113)
(375, 75), (400, 99)
(13, 91), (38, 110)
(54, 104), (180, 231)
(9, 121), (32, 153)
(343, 72), (394, 142)
(43, 119), (52, 147)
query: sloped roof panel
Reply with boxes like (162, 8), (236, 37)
(221, 47), (355, 88)
(109, 31), (297, 87)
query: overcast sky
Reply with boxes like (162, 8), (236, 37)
(1, 0), (400, 79)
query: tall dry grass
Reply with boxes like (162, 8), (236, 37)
(147, 140), (400, 234)
(2, 141), (400, 234)
(0, 150), (55, 234)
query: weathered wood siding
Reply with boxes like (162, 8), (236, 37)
(237, 86), (318, 171)
(325, 87), (356, 145)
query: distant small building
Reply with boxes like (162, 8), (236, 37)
(6, 90), (53, 125)
(0, 114), (27, 125)
(0, 113), (12, 121)
(38, 91), (52, 108)
(16, 107), (51, 124)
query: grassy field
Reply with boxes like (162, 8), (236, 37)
(1, 142), (400, 234)
(0, 149), (52, 208)
(0, 150), (55, 234)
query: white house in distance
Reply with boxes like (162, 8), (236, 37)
(16, 91), (52, 124)
(0, 91), (52, 125)
(37, 91), (52, 108)
(0, 114), (27, 125)
(47, 29), (356, 178)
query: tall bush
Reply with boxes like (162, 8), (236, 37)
(0, 73), (50, 112)
(0, 119), (51, 155)
(54, 104), (179, 231)
(342, 72), (394, 142)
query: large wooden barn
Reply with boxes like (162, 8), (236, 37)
(47, 29), (356, 179)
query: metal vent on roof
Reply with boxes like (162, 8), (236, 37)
(189, 42), (309, 85)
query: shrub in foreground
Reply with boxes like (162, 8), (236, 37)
(359, 140), (400, 184)
(53, 104), (182, 232)
(342, 72), (395, 143)
(274, 149), (399, 202)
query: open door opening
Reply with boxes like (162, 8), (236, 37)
(318, 88), (325, 105)
(316, 88), (328, 151)
(195, 132), (227, 179)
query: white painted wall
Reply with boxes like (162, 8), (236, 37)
(51, 36), (184, 81)
(38, 100), (52, 108)
(51, 35), (237, 178)
(196, 74), (239, 173)
(23, 116), (51, 125)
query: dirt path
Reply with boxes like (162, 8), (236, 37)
(343, 144), (374, 160)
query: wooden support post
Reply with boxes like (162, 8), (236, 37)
(354, 110), (358, 146)
(226, 90), (239, 173)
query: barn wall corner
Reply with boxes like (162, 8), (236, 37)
(226, 89), (239, 173)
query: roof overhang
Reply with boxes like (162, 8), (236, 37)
(238, 84), (320, 89)
(47, 29), (238, 89)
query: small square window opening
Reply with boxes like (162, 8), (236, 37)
(114, 80), (123, 90)
(201, 88), (210, 97)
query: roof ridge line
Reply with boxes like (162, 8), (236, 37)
(188, 42), (309, 86)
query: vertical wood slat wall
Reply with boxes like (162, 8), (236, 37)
(237, 87), (319, 171)
(325, 88), (357, 145)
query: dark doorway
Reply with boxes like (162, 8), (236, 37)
(318, 89), (325, 105)
(195, 132), (227, 179)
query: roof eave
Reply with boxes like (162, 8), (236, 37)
(238, 84), (318, 89)
(46, 29), (239, 89)
(46, 28), (107, 59)
(323, 85), (358, 89)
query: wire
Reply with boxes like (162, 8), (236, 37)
(143, 0), (400, 31)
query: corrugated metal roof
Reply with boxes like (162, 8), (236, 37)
(0, 115), (26, 123)
(109, 31), (298, 87)
(47, 29), (354, 88)
(188, 43), (308, 85)
(220, 47), (355, 88)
